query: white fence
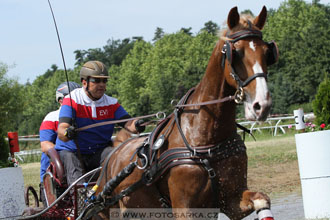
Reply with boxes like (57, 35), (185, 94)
(237, 112), (315, 136)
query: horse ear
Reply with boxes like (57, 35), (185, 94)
(227, 7), (240, 30)
(253, 6), (267, 30)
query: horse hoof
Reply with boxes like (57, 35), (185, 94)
(256, 208), (274, 220)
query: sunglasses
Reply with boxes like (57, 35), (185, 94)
(89, 78), (108, 84)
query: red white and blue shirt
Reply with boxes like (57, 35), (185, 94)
(55, 88), (128, 154)
(39, 109), (59, 182)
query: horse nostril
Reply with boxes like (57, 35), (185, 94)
(253, 102), (261, 111)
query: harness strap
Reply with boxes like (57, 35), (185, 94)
(231, 72), (267, 88)
(236, 123), (256, 141)
(201, 159), (219, 208)
(228, 29), (263, 42)
(144, 134), (246, 185)
(173, 109), (195, 153)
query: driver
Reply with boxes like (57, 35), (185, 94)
(56, 61), (145, 186)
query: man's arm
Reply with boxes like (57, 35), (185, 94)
(58, 122), (71, 142)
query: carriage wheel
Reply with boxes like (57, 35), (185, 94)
(25, 186), (40, 207)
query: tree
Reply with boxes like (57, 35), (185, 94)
(18, 67), (80, 135)
(74, 38), (136, 68)
(240, 9), (254, 16)
(200, 21), (219, 35)
(180, 27), (193, 36)
(0, 63), (25, 166)
(153, 27), (165, 42)
(43, 64), (58, 79)
(313, 73), (330, 126)
(109, 40), (153, 116)
(263, 0), (330, 113)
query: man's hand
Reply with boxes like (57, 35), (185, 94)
(134, 119), (146, 133)
(64, 126), (77, 140)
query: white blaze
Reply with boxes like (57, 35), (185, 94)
(253, 61), (268, 102)
(249, 41), (256, 51)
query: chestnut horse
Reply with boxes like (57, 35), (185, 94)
(94, 6), (278, 220)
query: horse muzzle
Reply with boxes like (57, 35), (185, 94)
(244, 97), (272, 121)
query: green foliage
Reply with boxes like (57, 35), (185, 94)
(74, 38), (136, 68)
(288, 102), (313, 114)
(18, 68), (80, 135)
(263, 0), (330, 113)
(153, 27), (165, 42)
(109, 40), (153, 116)
(108, 31), (218, 116)
(0, 63), (24, 166)
(0, 126), (9, 168)
(200, 21), (220, 35)
(312, 73), (330, 126)
(240, 9), (254, 16)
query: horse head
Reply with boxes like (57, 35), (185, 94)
(222, 6), (278, 121)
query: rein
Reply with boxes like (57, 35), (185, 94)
(76, 112), (166, 132)
(175, 95), (235, 108)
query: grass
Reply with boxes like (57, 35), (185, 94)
(22, 162), (41, 191)
(245, 132), (301, 198)
(21, 132), (301, 197)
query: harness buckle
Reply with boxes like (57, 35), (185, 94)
(234, 87), (244, 104)
(207, 167), (216, 178)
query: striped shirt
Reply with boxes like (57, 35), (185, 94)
(39, 109), (59, 182)
(55, 88), (128, 154)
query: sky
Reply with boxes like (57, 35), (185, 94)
(1, 0), (329, 84)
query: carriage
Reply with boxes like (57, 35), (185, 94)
(23, 147), (100, 220)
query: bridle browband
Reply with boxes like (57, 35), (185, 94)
(221, 28), (268, 103)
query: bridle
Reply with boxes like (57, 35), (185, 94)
(221, 28), (269, 104)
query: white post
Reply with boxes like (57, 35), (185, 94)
(293, 108), (306, 130)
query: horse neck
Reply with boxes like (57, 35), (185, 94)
(186, 41), (237, 143)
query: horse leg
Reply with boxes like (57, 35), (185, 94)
(218, 154), (274, 220)
(240, 190), (274, 220)
(167, 165), (214, 220)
